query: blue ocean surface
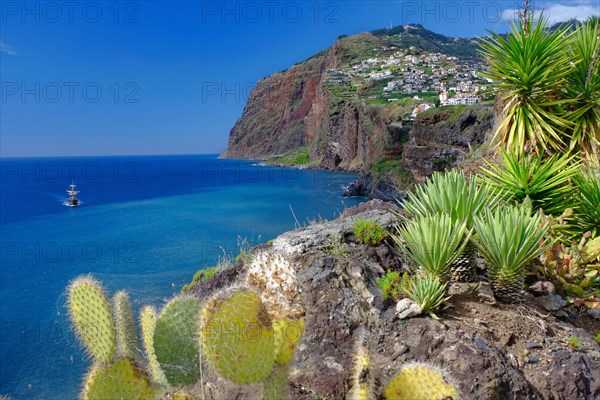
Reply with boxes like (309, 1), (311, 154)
(0, 155), (365, 399)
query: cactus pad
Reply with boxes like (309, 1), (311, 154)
(67, 275), (116, 363)
(273, 318), (304, 366)
(200, 288), (275, 384)
(154, 296), (202, 387)
(113, 291), (137, 359)
(140, 306), (168, 387)
(82, 358), (154, 400)
(382, 362), (457, 400)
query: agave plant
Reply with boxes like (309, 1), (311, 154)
(564, 17), (600, 158)
(391, 213), (471, 282)
(402, 170), (502, 281)
(479, 150), (580, 216)
(479, 13), (573, 156)
(400, 273), (450, 318)
(473, 204), (552, 302)
(573, 168), (600, 236)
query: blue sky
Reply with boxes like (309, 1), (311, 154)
(1, 0), (598, 157)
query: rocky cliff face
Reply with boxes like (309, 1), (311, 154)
(402, 104), (494, 179)
(224, 35), (392, 171)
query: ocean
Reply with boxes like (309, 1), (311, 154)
(0, 155), (365, 399)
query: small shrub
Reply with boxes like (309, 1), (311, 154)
(568, 336), (582, 349)
(323, 235), (347, 257)
(353, 219), (388, 245)
(181, 266), (217, 293)
(377, 270), (403, 301)
(594, 331), (600, 344)
(400, 273), (450, 318)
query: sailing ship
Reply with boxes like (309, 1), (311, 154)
(66, 181), (80, 207)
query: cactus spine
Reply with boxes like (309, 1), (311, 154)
(113, 290), (137, 359)
(382, 362), (457, 400)
(154, 296), (202, 387)
(200, 288), (275, 384)
(83, 358), (154, 400)
(67, 275), (116, 363)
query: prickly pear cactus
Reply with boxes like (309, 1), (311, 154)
(67, 275), (116, 363)
(273, 318), (304, 366)
(113, 291), (137, 359)
(82, 358), (154, 400)
(140, 306), (168, 388)
(200, 288), (275, 384)
(154, 296), (202, 387)
(382, 362), (457, 400)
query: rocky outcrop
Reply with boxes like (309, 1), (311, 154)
(188, 200), (600, 400)
(342, 173), (407, 201)
(401, 104), (494, 179)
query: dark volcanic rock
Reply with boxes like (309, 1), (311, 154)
(342, 173), (407, 201)
(402, 104), (494, 179)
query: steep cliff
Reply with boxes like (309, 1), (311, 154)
(224, 33), (394, 171)
(224, 26), (491, 175)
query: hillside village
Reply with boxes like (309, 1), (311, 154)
(324, 26), (492, 119)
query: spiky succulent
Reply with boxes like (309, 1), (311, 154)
(113, 291), (137, 359)
(200, 288), (275, 384)
(573, 169), (600, 236)
(391, 213), (471, 282)
(382, 362), (458, 400)
(82, 358), (154, 400)
(402, 169), (501, 281)
(67, 275), (116, 363)
(473, 204), (552, 302)
(153, 296), (202, 387)
(400, 273), (450, 318)
(478, 13), (573, 156)
(140, 305), (168, 388)
(479, 151), (580, 216)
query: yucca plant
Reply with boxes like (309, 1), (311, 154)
(402, 170), (502, 281)
(473, 204), (552, 302)
(564, 17), (600, 158)
(400, 273), (450, 319)
(573, 169), (600, 236)
(391, 213), (471, 282)
(479, 150), (580, 216)
(479, 13), (573, 156)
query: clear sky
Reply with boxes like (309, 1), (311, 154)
(1, 0), (598, 157)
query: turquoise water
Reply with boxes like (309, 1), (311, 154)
(0, 155), (364, 399)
